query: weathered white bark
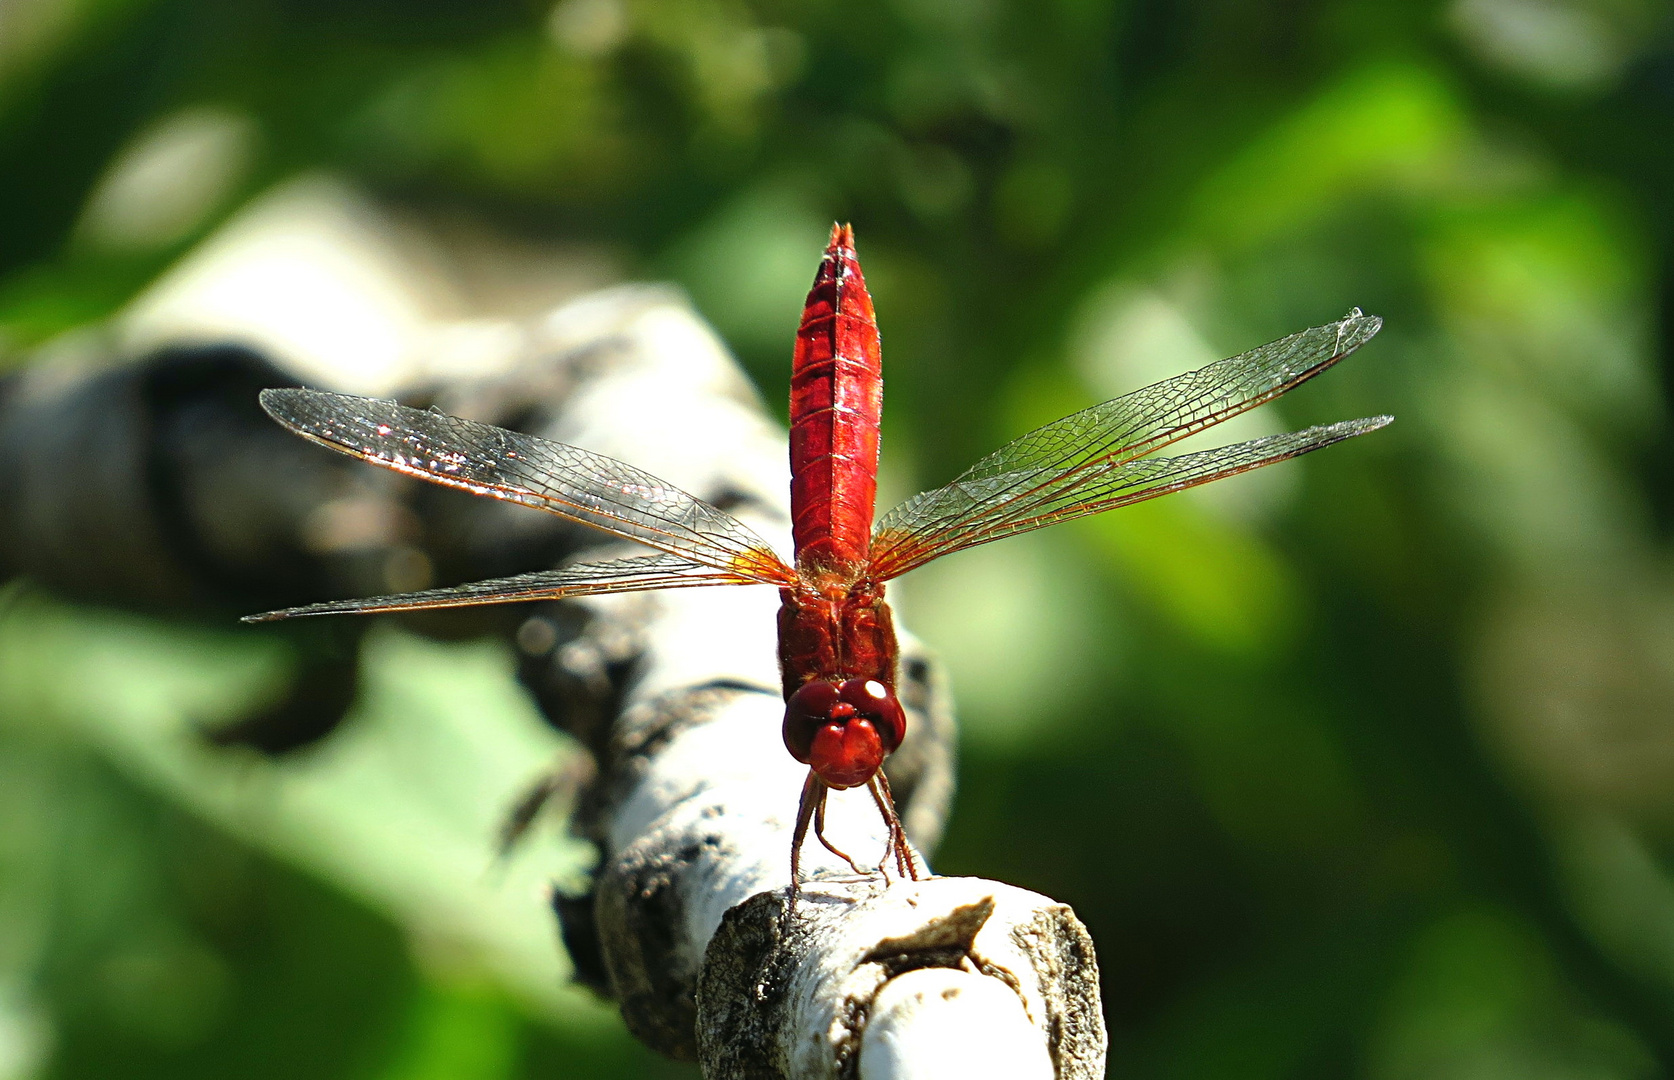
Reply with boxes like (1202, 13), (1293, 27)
(697, 877), (1103, 1079)
(861, 968), (1053, 1079)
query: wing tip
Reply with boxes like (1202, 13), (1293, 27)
(259, 385), (362, 430)
(241, 603), (345, 623)
(1315, 414), (1394, 440)
(259, 387), (408, 440)
(1344, 413), (1394, 436)
(242, 609), (297, 623)
(257, 386), (300, 423)
(1334, 308), (1383, 350)
(1292, 414), (1393, 453)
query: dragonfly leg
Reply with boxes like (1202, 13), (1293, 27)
(869, 770), (920, 881)
(813, 788), (868, 876)
(787, 771), (824, 921)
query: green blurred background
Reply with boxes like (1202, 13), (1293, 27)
(3, 0), (1674, 1076)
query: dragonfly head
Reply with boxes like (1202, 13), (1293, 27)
(782, 678), (905, 789)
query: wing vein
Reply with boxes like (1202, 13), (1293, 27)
(869, 311), (1384, 578)
(244, 552), (763, 622)
(262, 389), (796, 586)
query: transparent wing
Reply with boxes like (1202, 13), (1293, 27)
(869, 310), (1385, 579)
(872, 418), (1390, 576)
(260, 388), (795, 585)
(243, 552), (762, 622)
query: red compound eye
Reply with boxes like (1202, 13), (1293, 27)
(838, 678), (906, 754)
(783, 680), (841, 763)
(782, 678), (907, 789)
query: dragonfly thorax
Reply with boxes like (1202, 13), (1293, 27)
(776, 575), (901, 788)
(775, 579), (896, 695)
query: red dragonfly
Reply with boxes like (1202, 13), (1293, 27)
(247, 225), (1390, 890)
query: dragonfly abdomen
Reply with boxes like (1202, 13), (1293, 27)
(788, 224), (883, 573)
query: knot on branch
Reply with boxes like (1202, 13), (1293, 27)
(696, 877), (1105, 1080)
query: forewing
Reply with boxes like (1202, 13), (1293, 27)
(260, 388), (794, 585)
(244, 552), (762, 622)
(869, 311), (1382, 578)
(873, 418), (1390, 574)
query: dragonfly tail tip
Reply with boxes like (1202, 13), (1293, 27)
(826, 222), (855, 252)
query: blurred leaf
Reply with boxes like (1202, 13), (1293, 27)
(1424, 192), (1654, 430)
(0, 595), (604, 1029)
(662, 176), (832, 369)
(1370, 905), (1654, 1080)
(1084, 497), (1301, 659)
(371, 985), (518, 1080)
(1191, 62), (1471, 248)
